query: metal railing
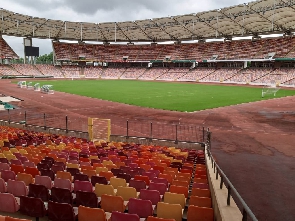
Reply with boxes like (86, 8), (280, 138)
(0, 110), (205, 144)
(111, 119), (205, 143)
(206, 130), (258, 221)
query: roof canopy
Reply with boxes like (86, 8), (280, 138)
(1, 0), (294, 42)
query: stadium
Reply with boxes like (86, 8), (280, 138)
(0, 0), (295, 220)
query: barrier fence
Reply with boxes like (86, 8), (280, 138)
(111, 119), (204, 143)
(0, 109), (204, 143)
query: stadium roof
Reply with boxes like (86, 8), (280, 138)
(1, 0), (295, 43)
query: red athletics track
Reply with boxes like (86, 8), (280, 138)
(0, 79), (295, 221)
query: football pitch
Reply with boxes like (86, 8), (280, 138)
(33, 79), (295, 112)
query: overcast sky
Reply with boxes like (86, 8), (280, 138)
(2, 0), (248, 57)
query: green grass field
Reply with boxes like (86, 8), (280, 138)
(32, 79), (295, 112)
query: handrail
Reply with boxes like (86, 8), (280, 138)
(207, 147), (258, 221)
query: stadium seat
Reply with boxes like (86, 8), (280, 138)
(5, 217), (31, 221)
(110, 177), (127, 189)
(152, 177), (169, 188)
(73, 180), (93, 193)
(75, 190), (98, 208)
(157, 202), (183, 221)
(191, 188), (211, 198)
(0, 178), (6, 193)
(19, 196), (47, 220)
(128, 197), (154, 218)
(51, 187), (73, 204)
(0, 162), (10, 171)
(189, 195), (212, 208)
(35, 175), (53, 189)
(116, 186), (138, 201)
(100, 194), (125, 213)
(40, 169), (55, 181)
(129, 179), (147, 192)
(163, 192), (186, 209)
(134, 175), (150, 185)
(48, 200), (77, 221)
(78, 205), (106, 221)
(116, 173), (132, 183)
(66, 167), (80, 176)
(187, 205), (214, 221)
(91, 175), (108, 186)
(7, 180), (28, 197)
(24, 167), (40, 178)
(110, 211), (140, 221)
(149, 182), (167, 195)
(146, 216), (176, 221)
(139, 189), (161, 205)
(74, 173), (89, 182)
(169, 185), (188, 198)
(17, 173), (34, 186)
(28, 183), (50, 201)
(56, 171), (73, 182)
(94, 183), (115, 197)
(53, 177), (73, 191)
(0, 193), (20, 213)
(1, 170), (16, 182)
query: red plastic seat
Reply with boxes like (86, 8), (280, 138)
(169, 185), (188, 198)
(0, 162), (10, 171)
(128, 197), (154, 218)
(7, 180), (28, 197)
(116, 173), (132, 183)
(0, 193), (20, 213)
(78, 205), (106, 221)
(54, 177), (73, 191)
(187, 205), (214, 221)
(133, 175), (150, 187)
(51, 164), (64, 174)
(0, 178), (7, 193)
(51, 187), (73, 204)
(28, 183), (50, 201)
(74, 173), (89, 182)
(100, 194), (125, 213)
(35, 175), (53, 189)
(40, 169), (55, 181)
(19, 196), (47, 220)
(91, 175), (108, 186)
(149, 182), (167, 195)
(110, 211), (140, 221)
(1, 170), (16, 182)
(5, 216), (31, 221)
(48, 200), (77, 221)
(24, 167), (40, 178)
(75, 190), (98, 208)
(10, 164), (25, 175)
(146, 217), (176, 221)
(139, 189), (161, 205)
(152, 177), (169, 188)
(73, 180), (93, 193)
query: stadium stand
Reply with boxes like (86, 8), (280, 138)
(0, 65), (20, 76)
(101, 67), (123, 79)
(120, 67), (146, 79)
(61, 65), (80, 78)
(11, 64), (43, 77)
(0, 124), (224, 221)
(34, 64), (64, 78)
(84, 66), (103, 78)
(0, 38), (18, 60)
